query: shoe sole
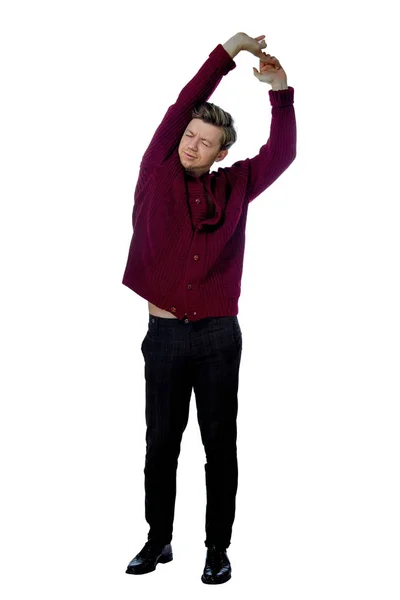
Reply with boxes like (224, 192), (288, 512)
(201, 572), (231, 585)
(125, 553), (173, 575)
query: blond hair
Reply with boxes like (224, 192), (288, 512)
(191, 102), (237, 151)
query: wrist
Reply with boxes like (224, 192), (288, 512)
(222, 33), (243, 59)
(270, 80), (288, 91)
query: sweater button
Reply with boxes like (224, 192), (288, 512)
(194, 255), (199, 261)
(195, 198), (201, 204)
(171, 307), (176, 313)
(187, 284), (192, 289)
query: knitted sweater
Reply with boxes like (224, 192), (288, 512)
(122, 43), (297, 321)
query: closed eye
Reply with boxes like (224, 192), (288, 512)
(185, 133), (209, 147)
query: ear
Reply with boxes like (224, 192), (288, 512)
(215, 149), (228, 162)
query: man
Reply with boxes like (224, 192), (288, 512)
(122, 31), (296, 584)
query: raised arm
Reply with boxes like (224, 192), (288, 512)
(225, 50), (297, 202)
(140, 34), (242, 168)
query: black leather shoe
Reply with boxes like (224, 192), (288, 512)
(201, 545), (232, 584)
(125, 541), (173, 575)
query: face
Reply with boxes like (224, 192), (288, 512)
(178, 118), (228, 177)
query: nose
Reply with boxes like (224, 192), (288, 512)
(188, 137), (199, 150)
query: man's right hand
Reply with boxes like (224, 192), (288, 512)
(239, 32), (268, 60)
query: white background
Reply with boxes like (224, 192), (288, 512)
(1, 1), (399, 598)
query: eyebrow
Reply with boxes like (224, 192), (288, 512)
(186, 129), (212, 144)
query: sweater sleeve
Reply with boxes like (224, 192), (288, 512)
(140, 44), (236, 168)
(229, 86), (297, 203)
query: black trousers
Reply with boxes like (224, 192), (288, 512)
(140, 314), (242, 549)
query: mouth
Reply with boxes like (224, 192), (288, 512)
(184, 152), (196, 159)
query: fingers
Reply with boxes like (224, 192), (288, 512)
(260, 52), (281, 67)
(255, 35), (267, 53)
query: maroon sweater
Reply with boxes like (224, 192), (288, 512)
(122, 43), (296, 321)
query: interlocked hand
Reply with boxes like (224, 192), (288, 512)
(253, 52), (286, 84)
(239, 33), (268, 60)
